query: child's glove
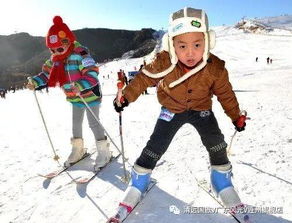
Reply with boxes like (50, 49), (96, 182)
(26, 77), (36, 90)
(233, 115), (247, 132)
(113, 96), (129, 112)
(26, 82), (35, 90)
(70, 83), (81, 96)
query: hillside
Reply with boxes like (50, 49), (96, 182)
(0, 28), (156, 88)
(256, 15), (292, 31)
(233, 15), (292, 35)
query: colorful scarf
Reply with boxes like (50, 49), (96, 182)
(48, 44), (74, 87)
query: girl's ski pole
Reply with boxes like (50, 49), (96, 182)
(28, 77), (60, 163)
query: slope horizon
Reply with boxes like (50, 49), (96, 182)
(1, 14), (291, 38)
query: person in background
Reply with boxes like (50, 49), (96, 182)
(0, 89), (6, 98)
(118, 69), (128, 86)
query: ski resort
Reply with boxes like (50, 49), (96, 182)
(0, 3), (292, 223)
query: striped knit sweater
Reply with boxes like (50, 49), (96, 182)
(31, 41), (101, 107)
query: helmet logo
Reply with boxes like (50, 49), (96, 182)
(172, 23), (183, 33)
(191, 20), (201, 28)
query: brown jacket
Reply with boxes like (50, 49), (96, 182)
(123, 51), (240, 121)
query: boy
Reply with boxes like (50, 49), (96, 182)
(27, 16), (111, 169)
(110, 7), (246, 222)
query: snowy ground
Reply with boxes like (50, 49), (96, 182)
(1, 25), (292, 223)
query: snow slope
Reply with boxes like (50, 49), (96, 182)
(213, 15), (292, 37)
(1, 24), (292, 223)
(256, 15), (292, 31)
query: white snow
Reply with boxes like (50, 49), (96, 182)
(1, 20), (292, 223)
(256, 15), (292, 31)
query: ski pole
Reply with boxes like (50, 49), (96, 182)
(227, 110), (249, 155)
(28, 77), (60, 163)
(76, 90), (131, 173)
(117, 81), (130, 183)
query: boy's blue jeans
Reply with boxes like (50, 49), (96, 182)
(136, 109), (229, 170)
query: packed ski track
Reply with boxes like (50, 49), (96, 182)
(1, 24), (292, 223)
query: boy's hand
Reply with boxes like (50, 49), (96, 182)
(233, 120), (246, 132)
(233, 112), (247, 132)
(113, 96), (129, 112)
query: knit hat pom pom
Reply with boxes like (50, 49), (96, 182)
(53, 16), (63, 25)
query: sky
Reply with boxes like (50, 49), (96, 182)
(1, 0), (292, 36)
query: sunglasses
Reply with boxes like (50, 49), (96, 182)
(50, 47), (65, 53)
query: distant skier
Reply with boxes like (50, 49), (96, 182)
(270, 58), (273, 64)
(267, 57), (270, 64)
(10, 86), (15, 93)
(26, 16), (111, 169)
(0, 89), (6, 98)
(255, 57), (258, 62)
(117, 69), (128, 86)
(111, 7), (247, 222)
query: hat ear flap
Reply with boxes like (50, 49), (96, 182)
(168, 37), (178, 64)
(209, 29), (216, 50)
(161, 33), (178, 64)
(161, 33), (170, 52)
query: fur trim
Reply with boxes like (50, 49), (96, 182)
(142, 7), (216, 88)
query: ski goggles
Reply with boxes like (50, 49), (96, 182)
(50, 47), (65, 53)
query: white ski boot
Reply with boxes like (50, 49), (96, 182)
(94, 138), (112, 170)
(64, 138), (87, 167)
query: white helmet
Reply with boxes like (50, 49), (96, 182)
(143, 7), (216, 88)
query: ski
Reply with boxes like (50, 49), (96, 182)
(75, 154), (121, 184)
(38, 151), (95, 179)
(195, 178), (251, 223)
(107, 179), (157, 223)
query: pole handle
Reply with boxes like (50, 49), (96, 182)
(236, 110), (247, 128)
(117, 81), (124, 89)
(116, 81), (125, 105)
